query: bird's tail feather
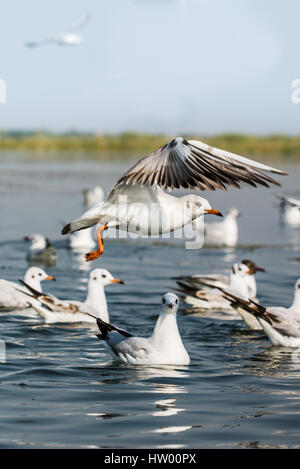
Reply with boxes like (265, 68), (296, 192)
(61, 216), (100, 235)
(18, 280), (42, 299)
(96, 318), (132, 341)
(221, 290), (278, 325)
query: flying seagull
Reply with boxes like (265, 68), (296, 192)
(25, 13), (91, 48)
(61, 137), (287, 261)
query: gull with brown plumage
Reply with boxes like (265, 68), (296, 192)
(18, 268), (124, 324)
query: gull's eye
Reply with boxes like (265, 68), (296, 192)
(175, 299), (179, 304)
(163, 298), (166, 304)
(32, 275), (35, 279)
(102, 274), (106, 278)
(39, 273), (42, 277)
(239, 267), (242, 271)
(93, 277), (97, 280)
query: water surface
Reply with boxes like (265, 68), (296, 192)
(0, 152), (300, 449)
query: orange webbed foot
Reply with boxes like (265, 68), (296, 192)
(84, 224), (108, 262)
(85, 250), (102, 262)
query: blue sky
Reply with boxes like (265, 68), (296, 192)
(0, 0), (300, 134)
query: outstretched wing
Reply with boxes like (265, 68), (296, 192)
(114, 137), (287, 192)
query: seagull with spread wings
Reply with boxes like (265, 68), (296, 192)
(61, 137), (287, 261)
(25, 13), (90, 48)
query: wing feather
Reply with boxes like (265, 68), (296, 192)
(114, 137), (287, 192)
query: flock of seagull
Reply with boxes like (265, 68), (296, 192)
(2, 137), (300, 364)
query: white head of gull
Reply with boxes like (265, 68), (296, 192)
(0, 267), (55, 311)
(24, 234), (47, 252)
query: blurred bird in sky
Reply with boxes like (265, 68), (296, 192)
(25, 13), (91, 48)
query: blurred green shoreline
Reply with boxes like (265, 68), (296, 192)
(1, 132), (300, 160)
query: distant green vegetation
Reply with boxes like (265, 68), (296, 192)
(0, 131), (300, 160)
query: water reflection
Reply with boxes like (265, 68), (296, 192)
(152, 397), (185, 417)
(151, 425), (191, 434)
(245, 347), (300, 378)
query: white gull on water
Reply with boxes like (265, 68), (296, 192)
(24, 234), (56, 264)
(278, 195), (300, 226)
(174, 263), (262, 330)
(61, 137), (286, 261)
(95, 293), (190, 365)
(19, 268), (124, 324)
(0, 267), (55, 311)
(70, 228), (96, 250)
(204, 207), (240, 247)
(174, 259), (265, 303)
(83, 185), (105, 208)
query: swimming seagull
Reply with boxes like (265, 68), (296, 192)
(0, 267), (55, 311)
(25, 13), (91, 48)
(95, 292), (190, 365)
(277, 195), (300, 226)
(24, 234), (56, 265)
(70, 228), (96, 250)
(61, 137), (287, 261)
(174, 259), (265, 300)
(174, 263), (262, 329)
(204, 207), (240, 247)
(222, 279), (300, 346)
(84, 186), (105, 208)
(19, 268), (124, 324)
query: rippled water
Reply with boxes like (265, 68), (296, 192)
(0, 152), (300, 449)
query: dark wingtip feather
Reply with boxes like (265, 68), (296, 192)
(61, 223), (71, 235)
